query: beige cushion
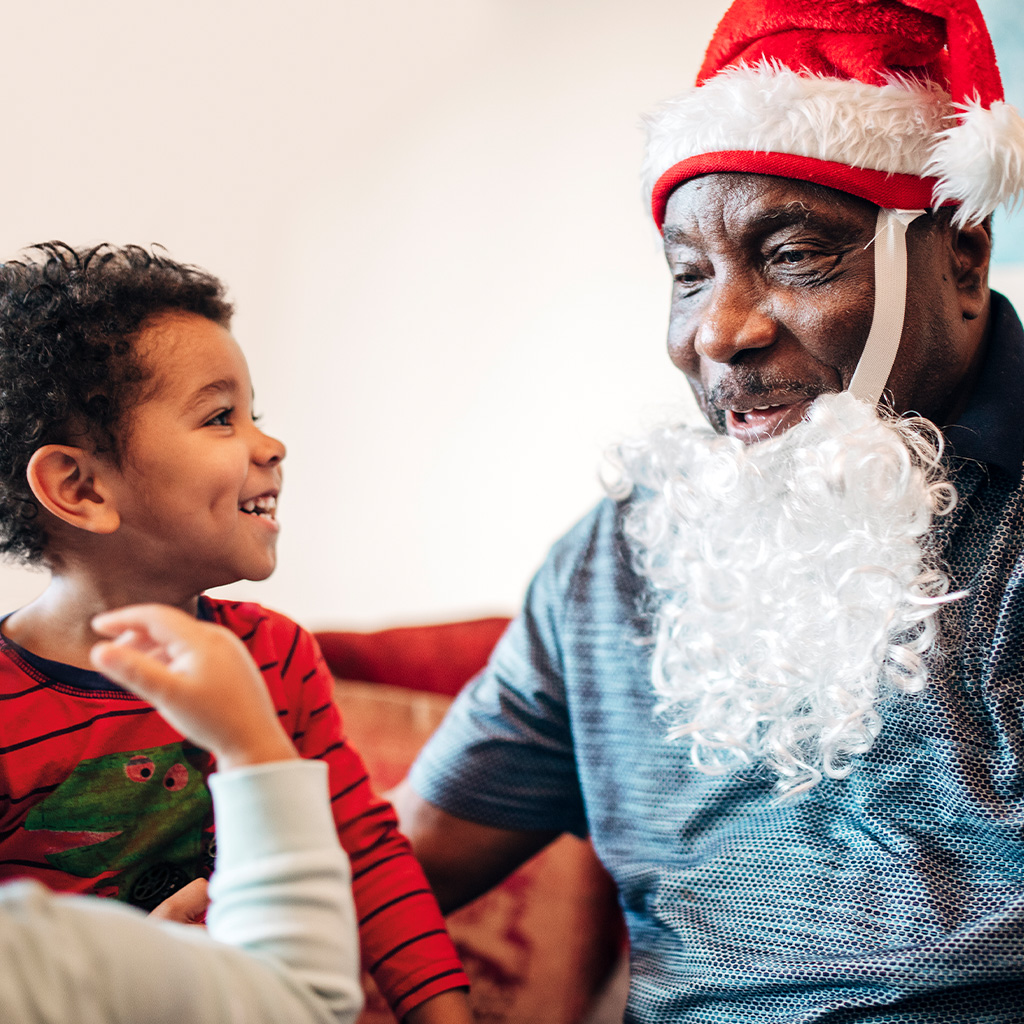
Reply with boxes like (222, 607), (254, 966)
(333, 679), (623, 1024)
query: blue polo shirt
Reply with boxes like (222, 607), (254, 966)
(411, 293), (1024, 1023)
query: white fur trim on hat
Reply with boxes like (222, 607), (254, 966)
(642, 63), (951, 203)
(644, 61), (1024, 227)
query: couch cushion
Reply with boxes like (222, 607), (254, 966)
(317, 618), (511, 697)
(334, 678), (623, 1024)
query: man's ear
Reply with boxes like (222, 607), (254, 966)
(26, 445), (121, 535)
(952, 219), (992, 322)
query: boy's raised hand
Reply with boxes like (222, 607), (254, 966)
(90, 604), (297, 771)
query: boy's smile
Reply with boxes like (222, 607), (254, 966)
(105, 311), (286, 602)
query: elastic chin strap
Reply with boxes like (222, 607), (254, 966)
(847, 208), (926, 407)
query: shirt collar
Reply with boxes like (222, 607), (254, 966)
(942, 291), (1024, 483)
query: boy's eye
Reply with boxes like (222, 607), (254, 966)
(206, 408), (233, 427)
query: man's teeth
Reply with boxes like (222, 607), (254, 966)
(240, 496), (277, 516)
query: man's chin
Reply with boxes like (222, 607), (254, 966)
(724, 399), (815, 443)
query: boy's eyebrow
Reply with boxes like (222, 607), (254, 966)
(184, 378), (239, 410)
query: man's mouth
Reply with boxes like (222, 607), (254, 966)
(724, 399), (815, 443)
(239, 495), (278, 519)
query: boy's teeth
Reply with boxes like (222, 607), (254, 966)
(240, 496), (277, 515)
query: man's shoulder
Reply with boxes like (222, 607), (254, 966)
(544, 496), (631, 583)
(520, 495), (645, 638)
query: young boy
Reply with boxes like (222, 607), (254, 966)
(6, 601), (364, 1024)
(0, 242), (470, 1024)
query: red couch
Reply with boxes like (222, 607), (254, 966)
(316, 618), (625, 1024)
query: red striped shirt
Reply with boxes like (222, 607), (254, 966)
(0, 598), (468, 1018)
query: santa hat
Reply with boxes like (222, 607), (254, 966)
(644, 0), (1024, 230)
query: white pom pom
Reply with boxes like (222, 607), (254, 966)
(926, 99), (1024, 227)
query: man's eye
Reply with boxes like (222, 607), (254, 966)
(206, 408), (233, 427)
(673, 269), (705, 291)
(770, 246), (845, 280)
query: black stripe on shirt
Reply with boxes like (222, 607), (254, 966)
(314, 740), (346, 761)
(340, 805), (393, 841)
(351, 851), (406, 882)
(0, 706), (152, 755)
(0, 783), (61, 806)
(358, 888), (432, 927)
(0, 681), (50, 701)
(368, 929), (448, 974)
(394, 968), (467, 1007)
(330, 772), (367, 803)
(239, 616), (268, 643)
(281, 626), (301, 678)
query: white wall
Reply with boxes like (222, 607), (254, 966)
(0, 1), (728, 628)
(2, 2), (1021, 630)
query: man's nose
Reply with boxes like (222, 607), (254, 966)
(694, 276), (777, 364)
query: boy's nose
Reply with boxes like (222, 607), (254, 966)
(254, 429), (286, 466)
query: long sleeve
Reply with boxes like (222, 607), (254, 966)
(0, 758), (363, 1024)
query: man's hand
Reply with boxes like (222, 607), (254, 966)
(90, 604), (297, 771)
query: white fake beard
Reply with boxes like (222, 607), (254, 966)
(605, 392), (960, 799)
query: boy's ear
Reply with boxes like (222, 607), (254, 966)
(26, 445), (121, 535)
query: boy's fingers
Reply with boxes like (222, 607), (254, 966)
(148, 878), (210, 925)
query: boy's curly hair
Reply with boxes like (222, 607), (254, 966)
(0, 241), (234, 565)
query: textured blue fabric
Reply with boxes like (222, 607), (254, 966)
(410, 295), (1024, 1022)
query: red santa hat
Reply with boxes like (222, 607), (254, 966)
(644, 0), (1024, 230)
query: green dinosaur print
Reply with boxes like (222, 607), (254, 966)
(24, 741), (213, 908)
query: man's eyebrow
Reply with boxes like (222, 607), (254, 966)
(748, 204), (859, 237)
(663, 205), (861, 248)
(662, 225), (693, 246)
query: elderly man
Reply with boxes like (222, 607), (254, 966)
(397, 0), (1024, 1020)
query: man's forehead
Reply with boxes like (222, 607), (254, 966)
(662, 173), (877, 244)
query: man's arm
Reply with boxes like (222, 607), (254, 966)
(395, 510), (610, 914)
(391, 780), (559, 914)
